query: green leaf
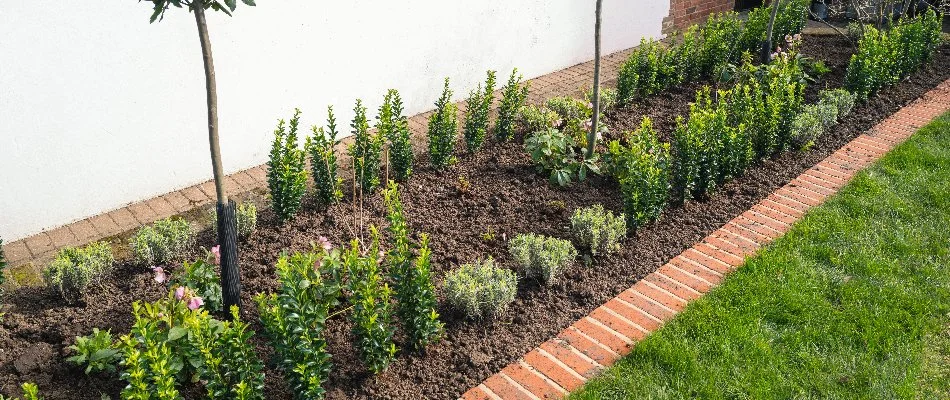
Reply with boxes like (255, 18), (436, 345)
(242, 0), (257, 5)
(167, 326), (188, 341)
(224, 0), (237, 11)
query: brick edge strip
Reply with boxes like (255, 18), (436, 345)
(459, 80), (950, 400)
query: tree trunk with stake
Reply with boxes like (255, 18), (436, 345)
(761, 0), (782, 63)
(587, 0), (604, 157)
(193, 4), (241, 312)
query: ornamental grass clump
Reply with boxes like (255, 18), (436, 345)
(508, 233), (577, 285)
(497, 68), (530, 141)
(130, 217), (194, 266)
(120, 289), (265, 400)
(845, 10), (942, 100)
(305, 106), (344, 205)
(379, 89), (413, 181)
(348, 99), (384, 192)
(67, 328), (120, 375)
(570, 205), (626, 256)
(444, 258), (517, 319)
(345, 229), (397, 374)
(428, 78), (459, 169)
(607, 118), (671, 230)
(44, 241), (114, 303)
(463, 70), (497, 153)
(255, 247), (342, 399)
(267, 109), (308, 223)
(384, 182), (443, 350)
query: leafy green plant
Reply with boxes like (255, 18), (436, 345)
(545, 96), (597, 149)
(606, 118), (671, 230)
(443, 258), (517, 319)
(305, 106), (344, 206)
(497, 68), (530, 141)
(845, 10), (942, 100)
(819, 89), (856, 118)
(211, 202), (257, 239)
(739, 0), (809, 55)
(43, 241), (114, 303)
(349, 99), (384, 193)
(585, 86), (618, 111)
(267, 109), (308, 223)
(383, 182), (443, 350)
(345, 229), (397, 373)
(789, 105), (825, 150)
(698, 12), (744, 78)
(120, 289), (264, 400)
(509, 234), (577, 285)
(377, 89), (414, 181)
(0, 383), (42, 400)
(130, 217), (195, 266)
(255, 247), (341, 400)
(187, 307), (265, 400)
(518, 105), (560, 133)
(427, 78), (459, 169)
(524, 128), (600, 187)
(169, 251), (222, 312)
(67, 328), (120, 375)
(463, 70), (497, 153)
(668, 25), (703, 83)
(617, 38), (679, 104)
(570, 205), (627, 256)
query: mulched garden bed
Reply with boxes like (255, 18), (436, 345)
(2, 33), (948, 400)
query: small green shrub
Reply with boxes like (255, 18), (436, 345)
(0, 383), (42, 400)
(44, 241), (114, 303)
(345, 229), (397, 374)
(444, 258), (517, 319)
(509, 233), (577, 285)
(380, 89), (414, 181)
(819, 88), (856, 118)
(256, 247), (341, 399)
(463, 70), (497, 153)
(698, 12), (743, 77)
(607, 118), (671, 230)
(348, 99), (384, 193)
(305, 106), (343, 206)
(120, 289), (264, 400)
(570, 205), (627, 257)
(739, 0), (809, 54)
(789, 105), (824, 150)
(428, 78), (459, 169)
(497, 68), (530, 141)
(518, 105), (560, 133)
(211, 202), (257, 240)
(617, 38), (678, 104)
(130, 217), (194, 266)
(545, 96), (596, 148)
(845, 10), (943, 100)
(668, 25), (703, 82)
(67, 328), (120, 375)
(524, 128), (600, 187)
(384, 182), (443, 350)
(267, 109), (308, 222)
(585, 86), (618, 111)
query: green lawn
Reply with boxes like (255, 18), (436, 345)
(570, 113), (950, 400)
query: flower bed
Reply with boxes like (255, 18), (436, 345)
(1, 32), (949, 400)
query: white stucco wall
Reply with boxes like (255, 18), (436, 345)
(0, 1), (669, 241)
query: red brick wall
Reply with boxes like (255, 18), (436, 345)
(663, 0), (737, 34)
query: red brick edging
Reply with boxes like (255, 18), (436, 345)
(459, 80), (950, 400)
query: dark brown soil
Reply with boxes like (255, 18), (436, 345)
(2, 34), (948, 400)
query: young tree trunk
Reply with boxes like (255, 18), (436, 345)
(587, 0), (603, 157)
(761, 0), (782, 63)
(193, 4), (242, 312)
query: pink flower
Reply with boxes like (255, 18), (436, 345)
(175, 286), (186, 300)
(587, 102), (594, 109)
(317, 236), (333, 251)
(314, 257), (323, 271)
(187, 296), (204, 310)
(152, 266), (167, 284)
(377, 250), (386, 264)
(211, 245), (221, 265)
(582, 119), (593, 131)
(553, 119), (563, 128)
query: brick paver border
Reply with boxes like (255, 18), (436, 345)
(458, 80), (950, 400)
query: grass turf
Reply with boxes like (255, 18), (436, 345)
(569, 113), (950, 399)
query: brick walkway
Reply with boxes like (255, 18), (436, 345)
(0, 47), (634, 272)
(458, 80), (950, 400)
